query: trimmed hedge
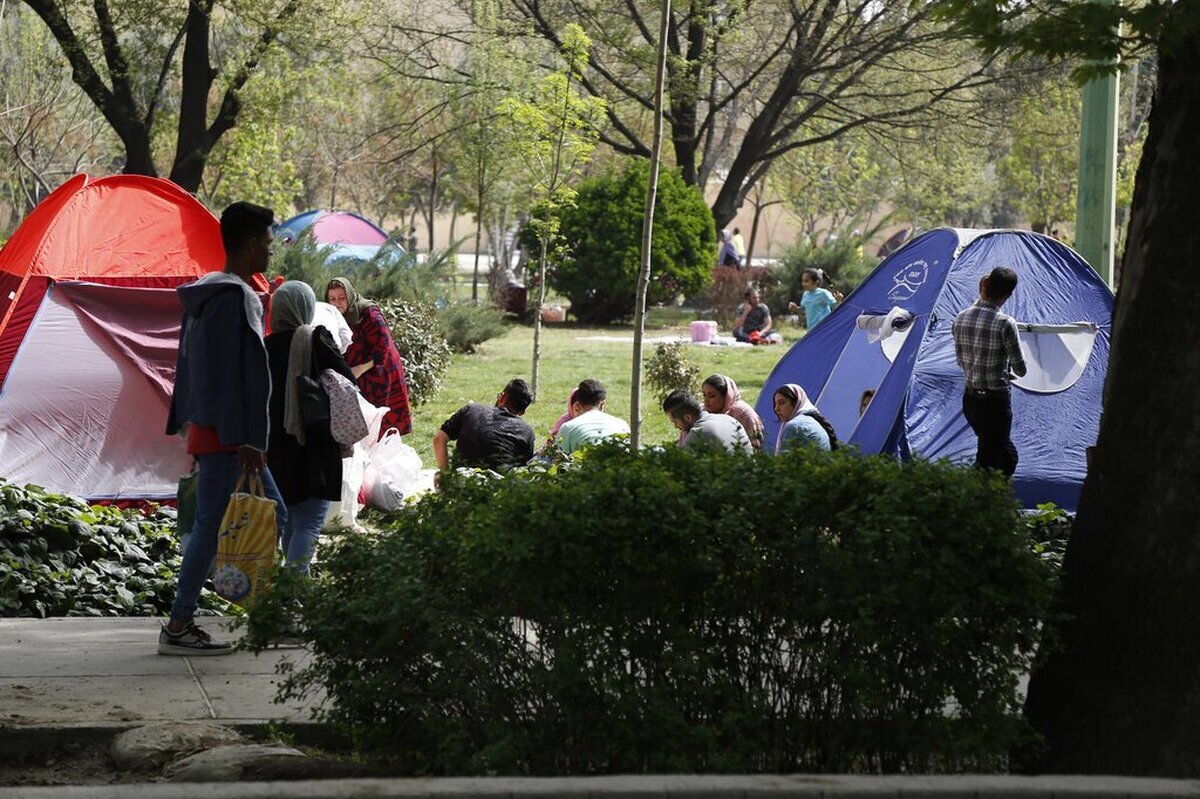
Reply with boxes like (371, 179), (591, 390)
(261, 446), (1052, 774)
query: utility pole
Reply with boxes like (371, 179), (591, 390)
(1074, 2), (1119, 287)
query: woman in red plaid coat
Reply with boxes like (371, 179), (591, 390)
(325, 277), (412, 438)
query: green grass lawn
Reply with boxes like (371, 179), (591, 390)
(405, 315), (802, 465)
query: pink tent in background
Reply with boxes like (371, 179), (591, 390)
(275, 210), (403, 265)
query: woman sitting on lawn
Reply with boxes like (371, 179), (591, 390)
(773, 383), (838, 454)
(701, 374), (765, 452)
(326, 277), (412, 438)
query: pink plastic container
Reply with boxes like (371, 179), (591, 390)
(690, 320), (718, 343)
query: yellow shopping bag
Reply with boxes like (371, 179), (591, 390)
(213, 472), (278, 607)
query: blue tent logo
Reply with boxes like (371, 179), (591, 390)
(888, 259), (930, 302)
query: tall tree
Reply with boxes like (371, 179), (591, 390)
(934, 0), (1200, 775)
(499, 23), (604, 397)
(0, 5), (116, 220)
(20, 0), (342, 191)
(448, 0), (523, 303)
(630, 0), (671, 447)
(997, 82), (1080, 235)
(498, 0), (1018, 228)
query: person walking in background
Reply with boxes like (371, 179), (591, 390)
(701, 374), (765, 452)
(662, 390), (753, 454)
(772, 383), (838, 454)
(788, 268), (843, 329)
(264, 281), (356, 574)
(732, 227), (746, 264)
(951, 267), (1026, 476)
(555, 378), (630, 455)
(325, 277), (412, 438)
(433, 378), (536, 472)
(717, 229), (742, 268)
(161, 201), (286, 656)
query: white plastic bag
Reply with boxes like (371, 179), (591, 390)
(324, 443), (367, 530)
(323, 396), (390, 531)
(362, 429), (423, 511)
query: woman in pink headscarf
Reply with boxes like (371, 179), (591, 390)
(772, 383), (838, 454)
(701, 374), (765, 452)
(540, 388), (578, 453)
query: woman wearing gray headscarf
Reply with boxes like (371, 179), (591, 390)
(265, 281), (356, 573)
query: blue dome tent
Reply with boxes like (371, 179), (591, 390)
(756, 228), (1113, 511)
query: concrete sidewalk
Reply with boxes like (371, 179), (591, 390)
(0, 617), (316, 733)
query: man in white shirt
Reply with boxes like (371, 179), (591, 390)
(556, 378), (630, 455)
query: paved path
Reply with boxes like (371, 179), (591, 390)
(0, 617), (315, 728)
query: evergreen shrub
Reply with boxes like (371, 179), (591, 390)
(437, 303), (512, 354)
(551, 162), (715, 324)
(259, 446), (1052, 774)
(376, 299), (451, 405)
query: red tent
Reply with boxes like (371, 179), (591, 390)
(0, 175), (261, 499)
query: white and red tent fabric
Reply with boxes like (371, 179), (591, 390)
(0, 174), (261, 500)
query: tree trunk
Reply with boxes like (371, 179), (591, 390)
(427, 151), (439, 257)
(473, 185), (484, 304)
(531, 242), (548, 398)
(1021, 17), (1200, 775)
(630, 0), (671, 448)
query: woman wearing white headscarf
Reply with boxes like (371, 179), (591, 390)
(772, 383), (838, 454)
(717, 229), (742, 268)
(265, 281), (356, 573)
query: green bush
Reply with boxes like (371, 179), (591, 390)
(644, 342), (700, 402)
(768, 236), (880, 319)
(376, 299), (452, 405)
(437, 303), (512, 354)
(257, 447), (1051, 774)
(551, 162), (715, 324)
(0, 481), (226, 618)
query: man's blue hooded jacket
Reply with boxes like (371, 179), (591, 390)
(166, 273), (271, 450)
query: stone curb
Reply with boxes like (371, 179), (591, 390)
(2, 774), (1200, 799)
(0, 720), (346, 761)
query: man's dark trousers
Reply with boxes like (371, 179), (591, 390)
(962, 388), (1018, 477)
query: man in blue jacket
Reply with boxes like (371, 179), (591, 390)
(160, 202), (287, 656)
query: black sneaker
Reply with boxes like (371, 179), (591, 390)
(157, 622), (234, 656)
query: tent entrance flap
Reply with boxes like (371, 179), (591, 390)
(1012, 322), (1099, 394)
(817, 323), (912, 445)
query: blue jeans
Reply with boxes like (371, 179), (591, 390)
(170, 452), (287, 623)
(281, 496), (329, 574)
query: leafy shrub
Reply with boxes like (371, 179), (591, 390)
(1024, 502), (1071, 571)
(258, 447), (1051, 774)
(768, 236), (880, 318)
(644, 342), (700, 401)
(437, 303), (512, 354)
(551, 162), (715, 324)
(376, 298), (452, 405)
(0, 481), (226, 618)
